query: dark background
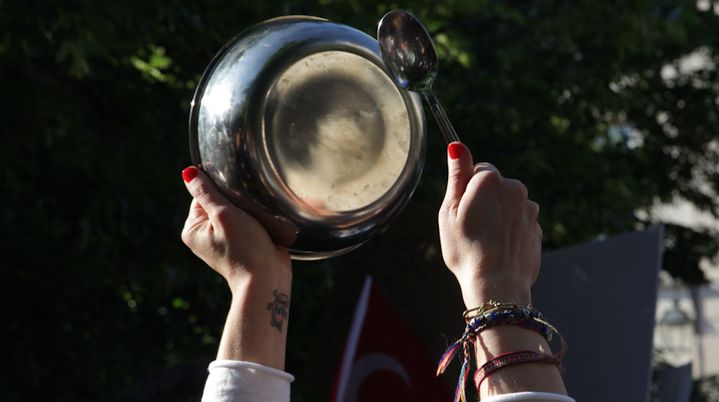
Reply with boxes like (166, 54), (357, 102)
(2, 0), (719, 401)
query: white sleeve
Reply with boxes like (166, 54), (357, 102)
(482, 392), (575, 401)
(201, 360), (294, 402)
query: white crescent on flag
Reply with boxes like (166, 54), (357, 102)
(345, 352), (412, 402)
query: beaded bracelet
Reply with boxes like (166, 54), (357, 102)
(471, 315), (554, 341)
(465, 307), (552, 342)
(463, 301), (545, 323)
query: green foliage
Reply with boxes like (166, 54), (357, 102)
(692, 374), (719, 401)
(664, 223), (718, 285)
(2, 0), (718, 400)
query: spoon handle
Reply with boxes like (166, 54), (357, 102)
(422, 90), (461, 144)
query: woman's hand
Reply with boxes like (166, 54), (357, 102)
(438, 143), (542, 309)
(180, 166), (291, 291)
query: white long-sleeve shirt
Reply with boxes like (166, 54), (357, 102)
(202, 361), (293, 402)
(201, 360), (575, 402)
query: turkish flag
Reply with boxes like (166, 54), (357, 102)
(331, 277), (451, 402)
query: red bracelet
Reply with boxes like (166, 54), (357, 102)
(474, 350), (560, 389)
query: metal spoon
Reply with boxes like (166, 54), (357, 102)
(377, 10), (461, 145)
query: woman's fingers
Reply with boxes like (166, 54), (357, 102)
(182, 166), (232, 217)
(443, 142), (475, 212)
(182, 198), (210, 246)
(181, 166), (233, 246)
(181, 165), (257, 245)
(528, 200), (540, 221)
(184, 198), (208, 230)
(473, 162), (500, 176)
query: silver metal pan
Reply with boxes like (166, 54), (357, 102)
(189, 16), (426, 260)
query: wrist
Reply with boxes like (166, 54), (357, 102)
(223, 262), (292, 294)
(227, 270), (292, 299)
(473, 325), (550, 359)
(459, 280), (531, 309)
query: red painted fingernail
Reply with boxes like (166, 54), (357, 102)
(448, 143), (463, 160)
(182, 166), (198, 183)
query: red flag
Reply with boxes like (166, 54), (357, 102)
(331, 277), (451, 402)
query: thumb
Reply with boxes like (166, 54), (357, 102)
(181, 166), (232, 216)
(443, 142), (474, 210)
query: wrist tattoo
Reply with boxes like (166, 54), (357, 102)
(267, 289), (289, 333)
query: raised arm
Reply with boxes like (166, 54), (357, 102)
(438, 143), (568, 399)
(181, 166), (293, 402)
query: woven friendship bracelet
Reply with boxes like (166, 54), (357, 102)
(474, 350), (561, 390)
(465, 304), (566, 354)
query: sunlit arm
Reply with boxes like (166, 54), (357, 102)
(181, 166), (294, 402)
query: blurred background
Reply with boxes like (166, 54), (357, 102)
(2, 0), (719, 401)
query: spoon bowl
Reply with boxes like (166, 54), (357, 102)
(378, 10), (461, 144)
(377, 10), (438, 92)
